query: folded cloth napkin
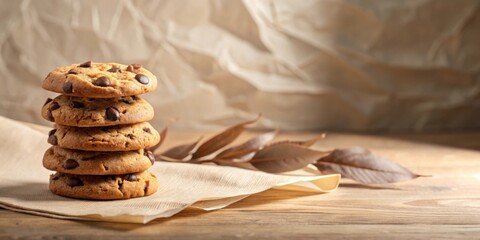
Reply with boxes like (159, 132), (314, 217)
(0, 116), (340, 223)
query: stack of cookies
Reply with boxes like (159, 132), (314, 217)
(41, 61), (160, 200)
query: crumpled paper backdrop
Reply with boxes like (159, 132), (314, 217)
(0, 116), (340, 223)
(0, 0), (479, 131)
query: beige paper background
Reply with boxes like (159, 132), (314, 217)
(0, 115), (340, 223)
(0, 0), (479, 131)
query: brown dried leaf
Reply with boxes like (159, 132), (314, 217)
(159, 137), (203, 160)
(240, 152), (255, 161)
(191, 116), (260, 159)
(270, 133), (325, 147)
(215, 130), (277, 159)
(314, 147), (421, 184)
(156, 155), (185, 162)
(250, 143), (329, 173)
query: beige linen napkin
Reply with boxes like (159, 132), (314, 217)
(0, 116), (340, 223)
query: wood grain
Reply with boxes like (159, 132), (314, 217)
(1, 131), (480, 239)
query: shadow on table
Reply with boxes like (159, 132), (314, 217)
(76, 182), (408, 230)
(76, 189), (325, 230)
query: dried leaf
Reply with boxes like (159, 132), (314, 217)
(250, 143), (329, 173)
(235, 152), (255, 162)
(191, 116), (260, 159)
(270, 134), (325, 147)
(151, 117), (421, 186)
(156, 155), (185, 162)
(215, 130), (277, 159)
(159, 137), (203, 160)
(314, 147), (420, 184)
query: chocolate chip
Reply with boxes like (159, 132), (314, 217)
(49, 102), (60, 111)
(63, 159), (79, 169)
(99, 127), (110, 132)
(93, 77), (110, 87)
(144, 150), (155, 165)
(135, 74), (149, 84)
(72, 101), (84, 108)
(67, 69), (79, 75)
(105, 107), (120, 121)
(126, 65), (134, 72)
(48, 134), (58, 145)
(43, 98), (53, 106)
(142, 127), (151, 133)
(121, 99), (133, 104)
(47, 110), (54, 121)
(63, 82), (73, 93)
(107, 67), (121, 73)
(117, 179), (123, 188)
(49, 129), (57, 136)
(125, 174), (138, 182)
(132, 63), (142, 69)
(66, 177), (84, 187)
(79, 61), (92, 68)
(127, 133), (135, 139)
(144, 183), (149, 194)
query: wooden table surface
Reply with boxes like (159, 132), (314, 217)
(1, 131), (480, 239)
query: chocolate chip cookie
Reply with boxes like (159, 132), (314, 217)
(43, 146), (155, 175)
(41, 95), (154, 127)
(48, 122), (160, 151)
(49, 170), (159, 200)
(42, 61), (157, 98)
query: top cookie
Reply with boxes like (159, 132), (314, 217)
(42, 61), (157, 98)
